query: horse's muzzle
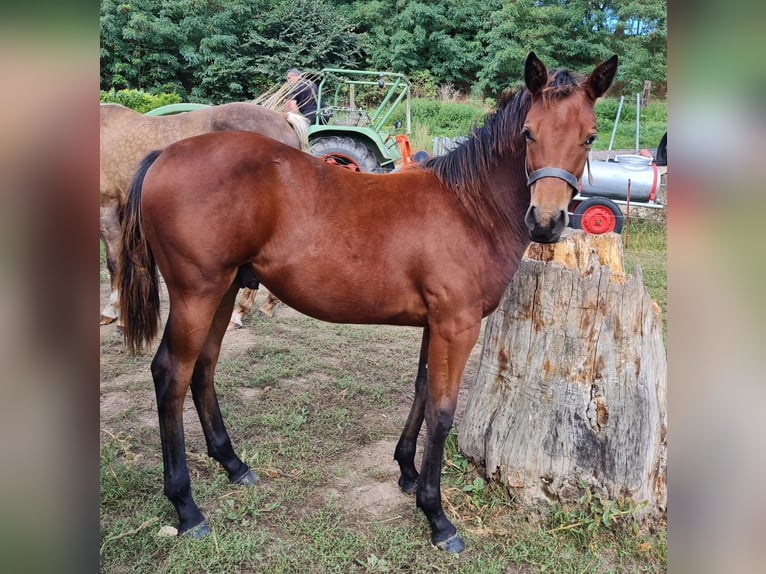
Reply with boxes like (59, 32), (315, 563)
(525, 205), (568, 243)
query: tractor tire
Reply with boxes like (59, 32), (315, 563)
(310, 136), (385, 173)
(570, 197), (624, 235)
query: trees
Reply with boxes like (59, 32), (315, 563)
(100, 0), (667, 102)
(100, 0), (257, 101)
(100, 0), (362, 102)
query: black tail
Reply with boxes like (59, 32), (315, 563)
(117, 150), (163, 353)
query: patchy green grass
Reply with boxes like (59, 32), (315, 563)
(101, 316), (666, 572)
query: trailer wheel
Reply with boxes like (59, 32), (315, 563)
(310, 136), (384, 173)
(571, 197), (624, 235)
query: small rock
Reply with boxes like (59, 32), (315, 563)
(156, 525), (178, 537)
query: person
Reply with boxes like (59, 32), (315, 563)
(285, 68), (318, 124)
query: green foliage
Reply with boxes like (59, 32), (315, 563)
(244, 0), (363, 91)
(99, 88), (181, 113)
(100, 0), (362, 102)
(595, 98), (667, 124)
(408, 70), (438, 99)
(547, 482), (642, 535)
(592, 98), (666, 151)
(100, 0), (666, 103)
(388, 98), (487, 137)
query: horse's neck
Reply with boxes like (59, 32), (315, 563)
(481, 153), (530, 252)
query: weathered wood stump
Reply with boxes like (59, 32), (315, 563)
(458, 229), (666, 517)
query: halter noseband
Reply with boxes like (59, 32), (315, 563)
(525, 153), (593, 193)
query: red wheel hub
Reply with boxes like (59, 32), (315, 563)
(321, 154), (360, 171)
(581, 205), (616, 234)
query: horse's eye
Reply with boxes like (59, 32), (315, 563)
(585, 134), (597, 147)
(522, 127), (533, 141)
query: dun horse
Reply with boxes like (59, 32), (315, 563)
(118, 53), (617, 552)
(100, 102), (308, 327)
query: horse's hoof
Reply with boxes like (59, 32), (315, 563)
(100, 315), (117, 326)
(255, 310), (272, 319)
(179, 520), (211, 540)
(232, 468), (259, 486)
(398, 476), (418, 494)
(434, 533), (465, 554)
(226, 321), (242, 331)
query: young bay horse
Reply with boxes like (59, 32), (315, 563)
(100, 102), (307, 327)
(118, 52), (617, 553)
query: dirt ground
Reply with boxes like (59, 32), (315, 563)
(99, 281), (483, 523)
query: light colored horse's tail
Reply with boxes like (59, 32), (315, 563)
(118, 149), (163, 354)
(285, 112), (310, 152)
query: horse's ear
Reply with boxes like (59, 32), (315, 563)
(524, 52), (548, 96)
(586, 55), (618, 100)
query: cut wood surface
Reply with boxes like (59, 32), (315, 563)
(458, 229), (666, 517)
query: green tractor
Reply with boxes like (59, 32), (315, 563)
(145, 68), (415, 173)
(307, 68), (413, 172)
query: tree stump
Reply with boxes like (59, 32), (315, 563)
(458, 229), (666, 517)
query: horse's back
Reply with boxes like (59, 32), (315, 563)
(101, 103), (299, 196)
(207, 103), (298, 147)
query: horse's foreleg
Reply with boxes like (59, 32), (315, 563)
(417, 320), (480, 554)
(394, 327), (429, 493)
(152, 294), (224, 538)
(228, 287), (257, 330)
(192, 282), (258, 485)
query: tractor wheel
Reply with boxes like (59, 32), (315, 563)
(570, 197), (624, 235)
(310, 136), (385, 173)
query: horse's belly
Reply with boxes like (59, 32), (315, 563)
(256, 264), (428, 327)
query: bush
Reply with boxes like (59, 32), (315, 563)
(386, 98), (487, 138)
(100, 89), (182, 113)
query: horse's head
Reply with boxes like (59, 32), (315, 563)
(522, 52), (618, 243)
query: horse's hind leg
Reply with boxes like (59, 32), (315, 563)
(151, 291), (228, 537)
(257, 292), (281, 318)
(228, 288), (257, 330)
(192, 281), (258, 485)
(394, 327), (429, 493)
(99, 205), (121, 325)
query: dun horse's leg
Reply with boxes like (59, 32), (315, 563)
(394, 327), (429, 493)
(99, 207), (121, 325)
(228, 288), (257, 330)
(151, 294), (225, 537)
(257, 292), (281, 318)
(417, 320), (480, 553)
(192, 282), (258, 485)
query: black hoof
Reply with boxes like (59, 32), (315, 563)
(398, 475), (418, 494)
(434, 533), (465, 554)
(232, 468), (259, 486)
(180, 520), (211, 540)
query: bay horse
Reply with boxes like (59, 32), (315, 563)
(118, 52), (617, 553)
(100, 102), (308, 327)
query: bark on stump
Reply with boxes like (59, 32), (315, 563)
(458, 229), (666, 517)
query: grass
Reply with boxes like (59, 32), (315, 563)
(101, 312), (666, 572)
